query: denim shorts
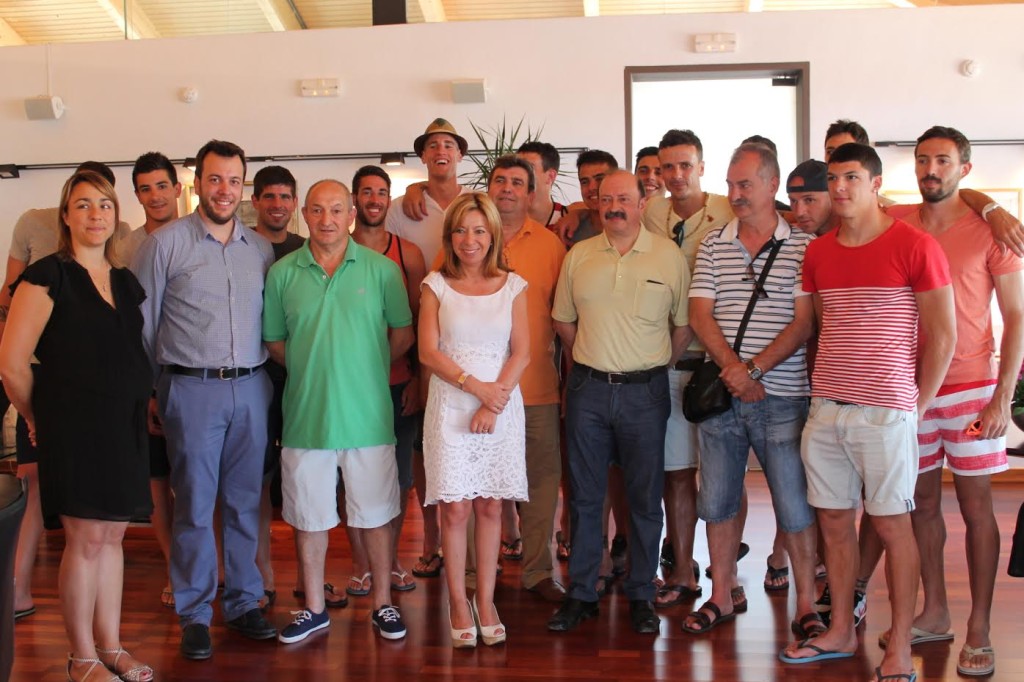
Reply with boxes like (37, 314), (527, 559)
(697, 394), (813, 533)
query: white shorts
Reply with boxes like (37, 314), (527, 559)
(801, 398), (918, 517)
(281, 445), (400, 531)
(665, 368), (699, 471)
(918, 383), (1008, 476)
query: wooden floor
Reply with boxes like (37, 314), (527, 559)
(10, 476), (1024, 681)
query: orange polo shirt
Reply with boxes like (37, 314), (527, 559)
(431, 217), (565, 405)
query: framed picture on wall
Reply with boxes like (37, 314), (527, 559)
(182, 183), (301, 232)
(882, 187), (1022, 219)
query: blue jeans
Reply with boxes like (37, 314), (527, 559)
(565, 365), (669, 602)
(697, 394), (813, 533)
(157, 368), (272, 627)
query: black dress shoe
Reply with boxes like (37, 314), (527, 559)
(630, 600), (660, 634)
(181, 623), (212, 660)
(547, 597), (599, 632)
(226, 607), (277, 640)
(526, 577), (567, 603)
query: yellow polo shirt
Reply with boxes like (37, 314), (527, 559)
(552, 227), (690, 373)
(642, 193), (731, 352)
(642, 193), (732, 273)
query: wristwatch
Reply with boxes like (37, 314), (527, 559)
(745, 359), (763, 381)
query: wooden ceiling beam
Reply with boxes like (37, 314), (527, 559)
(95, 0), (160, 39)
(0, 18), (27, 46)
(254, 0), (305, 31)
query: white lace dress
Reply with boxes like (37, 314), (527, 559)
(422, 270), (528, 505)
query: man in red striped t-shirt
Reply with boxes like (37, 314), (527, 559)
(780, 144), (956, 682)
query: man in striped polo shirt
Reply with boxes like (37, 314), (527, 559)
(782, 143), (956, 682)
(685, 143), (818, 637)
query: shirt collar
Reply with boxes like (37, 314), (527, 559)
(294, 238), (360, 269)
(719, 213), (793, 243)
(188, 209), (248, 244)
(598, 223), (653, 253)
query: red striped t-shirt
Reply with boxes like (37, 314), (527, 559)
(802, 219), (950, 411)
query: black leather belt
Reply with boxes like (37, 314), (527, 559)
(673, 358), (704, 372)
(168, 365), (259, 380)
(576, 363), (666, 385)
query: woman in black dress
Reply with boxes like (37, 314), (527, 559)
(0, 170), (153, 682)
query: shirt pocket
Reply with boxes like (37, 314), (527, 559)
(633, 279), (671, 323)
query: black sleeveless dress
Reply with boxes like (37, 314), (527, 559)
(17, 254), (153, 528)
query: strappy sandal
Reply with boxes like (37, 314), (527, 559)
(67, 655), (118, 682)
(95, 647), (154, 682)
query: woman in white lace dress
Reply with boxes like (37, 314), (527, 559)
(419, 193), (529, 648)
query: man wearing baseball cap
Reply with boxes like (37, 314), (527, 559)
(786, 160), (838, 236)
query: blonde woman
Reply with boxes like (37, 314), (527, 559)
(419, 193), (529, 648)
(0, 170), (153, 681)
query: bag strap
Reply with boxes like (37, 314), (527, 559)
(731, 237), (784, 353)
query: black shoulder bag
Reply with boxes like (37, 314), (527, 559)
(682, 238), (784, 423)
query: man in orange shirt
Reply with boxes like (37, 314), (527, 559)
(487, 155), (568, 602)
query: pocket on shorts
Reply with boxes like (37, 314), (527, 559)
(863, 405), (907, 427)
(633, 280), (671, 323)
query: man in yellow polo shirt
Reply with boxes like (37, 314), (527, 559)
(549, 170), (692, 635)
(486, 155), (567, 602)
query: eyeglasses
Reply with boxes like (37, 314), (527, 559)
(742, 262), (769, 299)
(671, 220), (686, 246)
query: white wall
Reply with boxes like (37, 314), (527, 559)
(2, 4), (1024, 243)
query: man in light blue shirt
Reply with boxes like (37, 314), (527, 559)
(132, 139), (277, 660)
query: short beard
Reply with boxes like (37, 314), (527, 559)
(199, 196), (236, 225)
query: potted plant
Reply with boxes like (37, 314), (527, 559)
(459, 116), (544, 189)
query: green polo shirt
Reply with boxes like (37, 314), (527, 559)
(262, 240), (413, 450)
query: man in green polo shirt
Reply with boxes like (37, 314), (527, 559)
(262, 179), (414, 644)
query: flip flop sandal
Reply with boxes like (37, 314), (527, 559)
(346, 573), (372, 597)
(660, 539), (675, 567)
(14, 606), (35, 620)
(791, 612), (827, 639)
(655, 584), (702, 608)
(323, 583), (348, 608)
(412, 552), (444, 578)
(764, 560), (790, 592)
(731, 586), (748, 614)
(390, 570), (416, 592)
(956, 644), (995, 677)
(160, 588), (175, 608)
(878, 625), (955, 649)
(682, 600), (735, 634)
(500, 538), (523, 561)
(872, 666), (918, 682)
(779, 639), (855, 664)
(259, 589), (276, 611)
(294, 583), (348, 608)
